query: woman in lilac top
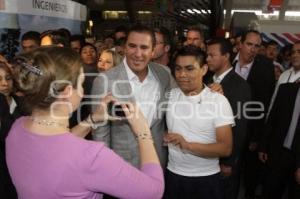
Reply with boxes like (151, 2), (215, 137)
(5, 47), (164, 199)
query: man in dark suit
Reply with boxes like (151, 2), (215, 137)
(232, 30), (276, 198)
(259, 83), (300, 199)
(207, 38), (251, 199)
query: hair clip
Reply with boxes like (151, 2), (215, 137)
(23, 63), (43, 76)
(13, 57), (43, 76)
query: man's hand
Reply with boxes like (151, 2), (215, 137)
(164, 133), (189, 151)
(220, 164), (232, 177)
(209, 83), (224, 95)
(258, 152), (268, 163)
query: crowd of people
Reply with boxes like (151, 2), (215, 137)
(0, 24), (299, 199)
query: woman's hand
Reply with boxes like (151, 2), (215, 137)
(90, 94), (122, 124)
(121, 102), (151, 136)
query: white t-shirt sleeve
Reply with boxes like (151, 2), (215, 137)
(214, 94), (235, 128)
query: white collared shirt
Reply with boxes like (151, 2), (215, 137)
(123, 58), (160, 125)
(277, 67), (300, 84)
(10, 98), (17, 114)
(234, 53), (254, 80)
(213, 67), (233, 83)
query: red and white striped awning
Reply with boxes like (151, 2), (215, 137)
(261, 32), (300, 47)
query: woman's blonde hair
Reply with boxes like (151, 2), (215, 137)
(101, 49), (123, 67)
(12, 47), (82, 112)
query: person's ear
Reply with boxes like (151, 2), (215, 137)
(224, 52), (230, 60)
(151, 48), (155, 57)
(59, 85), (73, 100)
(164, 44), (171, 53)
(201, 64), (208, 76)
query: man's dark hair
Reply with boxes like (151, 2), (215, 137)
(115, 37), (126, 46)
(187, 26), (204, 39)
(21, 31), (41, 45)
(70, 34), (85, 47)
(241, 30), (262, 43)
(58, 28), (71, 40)
(207, 37), (233, 56)
(294, 40), (300, 45)
(153, 26), (172, 46)
(261, 41), (268, 48)
(114, 26), (128, 35)
(266, 40), (279, 48)
(79, 43), (97, 54)
(174, 45), (206, 67)
(127, 24), (156, 47)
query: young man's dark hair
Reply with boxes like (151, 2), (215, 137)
(21, 31), (41, 45)
(70, 34), (85, 53)
(207, 37), (233, 56)
(266, 40), (279, 48)
(21, 31), (41, 52)
(114, 25), (128, 39)
(70, 34), (85, 47)
(174, 45), (206, 66)
(58, 28), (71, 41)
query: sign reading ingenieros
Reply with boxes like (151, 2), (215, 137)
(0, 0), (86, 21)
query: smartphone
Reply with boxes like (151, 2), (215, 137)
(108, 102), (126, 117)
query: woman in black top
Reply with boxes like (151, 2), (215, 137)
(0, 61), (25, 199)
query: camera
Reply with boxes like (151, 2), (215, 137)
(108, 102), (126, 117)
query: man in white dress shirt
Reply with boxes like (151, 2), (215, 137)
(91, 25), (172, 168)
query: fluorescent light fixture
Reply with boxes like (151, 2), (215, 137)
(138, 11), (152, 14)
(285, 11), (300, 16)
(231, 9), (279, 16)
(103, 11), (127, 14)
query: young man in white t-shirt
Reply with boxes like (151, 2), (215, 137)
(164, 45), (234, 199)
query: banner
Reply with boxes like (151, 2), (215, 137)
(0, 0), (86, 31)
(0, 0), (87, 59)
(0, 0), (86, 21)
